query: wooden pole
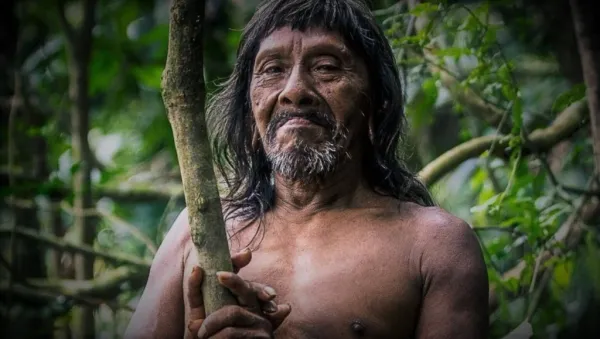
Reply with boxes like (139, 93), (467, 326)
(161, 0), (236, 314)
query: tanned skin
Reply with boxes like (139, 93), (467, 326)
(125, 27), (489, 339)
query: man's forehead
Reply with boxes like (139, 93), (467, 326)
(256, 26), (349, 56)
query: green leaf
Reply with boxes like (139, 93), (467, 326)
(132, 65), (164, 90)
(409, 3), (440, 16)
(90, 47), (121, 95)
(433, 47), (472, 58)
(137, 24), (169, 46)
(551, 83), (586, 113)
(70, 161), (81, 175)
(511, 98), (523, 135)
(406, 78), (438, 129)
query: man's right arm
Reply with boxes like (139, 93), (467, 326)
(124, 209), (190, 339)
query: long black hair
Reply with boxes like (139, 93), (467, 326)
(207, 0), (434, 226)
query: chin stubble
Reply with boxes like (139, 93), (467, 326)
(264, 112), (350, 182)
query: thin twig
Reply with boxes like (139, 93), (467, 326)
(0, 225), (151, 268)
(60, 202), (158, 255)
(96, 208), (158, 255)
(56, 0), (76, 45)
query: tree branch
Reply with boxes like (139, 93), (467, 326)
(0, 226), (151, 269)
(162, 0), (236, 314)
(570, 0), (600, 172)
(425, 55), (509, 131)
(0, 266), (148, 303)
(0, 170), (184, 202)
(0, 282), (134, 312)
(95, 208), (158, 255)
(56, 0), (76, 45)
(60, 202), (158, 255)
(418, 100), (589, 186)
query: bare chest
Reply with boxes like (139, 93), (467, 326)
(235, 232), (421, 339)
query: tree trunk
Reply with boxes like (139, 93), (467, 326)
(162, 0), (236, 315)
(570, 0), (600, 172)
(60, 0), (97, 337)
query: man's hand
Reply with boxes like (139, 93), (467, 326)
(187, 250), (291, 338)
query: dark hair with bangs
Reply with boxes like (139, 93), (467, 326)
(207, 0), (434, 226)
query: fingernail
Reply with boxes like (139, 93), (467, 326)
(192, 266), (198, 274)
(216, 271), (231, 281)
(263, 286), (276, 298)
(264, 301), (277, 313)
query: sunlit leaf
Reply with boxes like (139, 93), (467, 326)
(551, 83), (586, 113)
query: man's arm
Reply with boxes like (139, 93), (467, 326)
(414, 213), (489, 339)
(124, 209), (190, 339)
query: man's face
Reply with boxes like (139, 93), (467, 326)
(249, 26), (370, 181)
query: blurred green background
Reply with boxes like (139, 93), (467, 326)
(1, 0), (598, 338)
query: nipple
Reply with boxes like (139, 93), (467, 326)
(351, 320), (366, 336)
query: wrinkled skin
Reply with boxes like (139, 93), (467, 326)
(124, 27), (489, 339)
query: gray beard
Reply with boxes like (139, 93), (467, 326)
(263, 110), (350, 182)
(266, 139), (348, 182)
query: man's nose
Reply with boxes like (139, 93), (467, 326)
(278, 67), (318, 108)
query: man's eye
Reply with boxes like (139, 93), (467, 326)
(315, 64), (338, 72)
(264, 66), (283, 74)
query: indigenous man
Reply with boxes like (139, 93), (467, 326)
(125, 0), (489, 338)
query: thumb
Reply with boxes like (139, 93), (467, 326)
(231, 248), (252, 273)
(187, 266), (205, 320)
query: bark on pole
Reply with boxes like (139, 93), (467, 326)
(161, 0), (236, 314)
(570, 0), (600, 171)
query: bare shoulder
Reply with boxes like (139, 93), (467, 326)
(156, 207), (194, 264)
(396, 202), (486, 283)
(395, 205), (489, 337)
(397, 202), (479, 251)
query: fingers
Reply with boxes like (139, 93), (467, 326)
(217, 271), (280, 313)
(217, 271), (262, 312)
(263, 303), (292, 330)
(209, 328), (271, 339)
(197, 305), (272, 339)
(231, 248), (252, 273)
(187, 319), (203, 336)
(187, 266), (205, 321)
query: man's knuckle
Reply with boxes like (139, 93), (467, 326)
(224, 305), (244, 319)
(219, 327), (241, 338)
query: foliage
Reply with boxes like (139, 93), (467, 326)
(1, 0), (597, 338)
(379, 1), (597, 338)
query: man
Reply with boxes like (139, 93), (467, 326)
(125, 0), (489, 338)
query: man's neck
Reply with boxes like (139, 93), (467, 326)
(271, 154), (370, 222)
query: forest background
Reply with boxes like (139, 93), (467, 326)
(1, 0), (599, 338)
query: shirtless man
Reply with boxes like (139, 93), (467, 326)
(125, 0), (489, 338)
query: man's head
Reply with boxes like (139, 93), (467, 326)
(252, 26), (370, 182)
(208, 0), (433, 221)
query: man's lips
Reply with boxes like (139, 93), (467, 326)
(285, 117), (312, 126)
(281, 117), (325, 128)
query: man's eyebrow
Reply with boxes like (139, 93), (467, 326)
(305, 41), (352, 57)
(255, 46), (286, 64)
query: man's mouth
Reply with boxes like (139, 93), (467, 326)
(284, 117), (315, 126)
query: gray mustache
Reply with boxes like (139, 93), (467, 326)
(268, 110), (336, 133)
